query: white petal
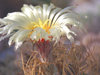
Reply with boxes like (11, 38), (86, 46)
(35, 34), (40, 41)
(55, 13), (82, 25)
(48, 8), (61, 26)
(0, 19), (9, 25)
(30, 31), (37, 40)
(0, 19), (22, 27)
(5, 12), (31, 26)
(34, 27), (45, 33)
(49, 27), (61, 41)
(43, 4), (49, 22)
(0, 28), (3, 31)
(35, 6), (42, 22)
(3, 24), (17, 30)
(8, 30), (23, 46)
(21, 4), (36, 22)
(0, 24), (19, 35)
(1, 18), (17, 24)
(29, 5), (40, 23)
(15, 30), (31, 44)
(51, 9), (73, 26)
(60, 25), (77, 43)
(37, 7), (43, 22)
(0, 34), (11, 41)
(58, 18), (83, 31)
(7, 25), (22, 34)
(63, 6), (75, 10)
(0, 24), (14, 34)
(14, 30), (31, 49)
(0, 24), (5, 27)
(46, 3), (55, 20)
(44, 34), (49, 40)
(34, 27), (46, 40)
(15, 41), (23, 50)
(0, 29), (8, 34)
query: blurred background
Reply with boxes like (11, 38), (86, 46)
(0, 0), (100, 75)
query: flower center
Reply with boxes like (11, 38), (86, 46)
(31, 18), (50, 33)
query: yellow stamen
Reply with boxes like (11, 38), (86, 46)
(42, 19), (49, 28)
(31, 18), (50, 33)
(38, 18), (43, 26)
